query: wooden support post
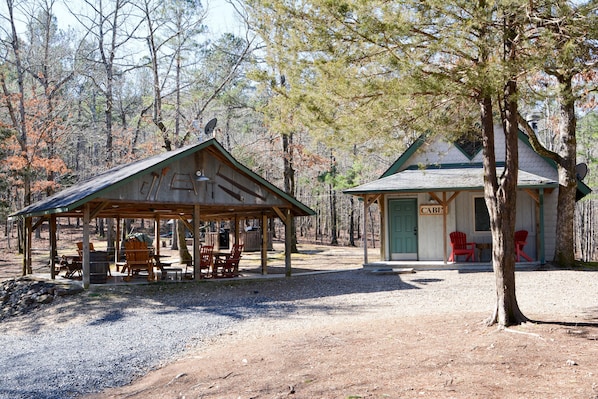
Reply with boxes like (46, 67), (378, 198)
(261, 213), (268, 275)
(285, 209), (292, 277)
(234, 215), (240, 245)
(363, 195), (369, 265)
(273, 207), (292, 276)
(82, 204), (91, 289)
(22, 217), (32, 276)
(154, 215), (160, 257)
(115, 217), (121, 267)
(193, 204), (201, 279)
(50, 215), (57, 279)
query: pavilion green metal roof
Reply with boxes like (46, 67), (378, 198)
(11, 139), (315, 219)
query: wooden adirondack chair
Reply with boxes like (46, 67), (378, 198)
(213, 244), (243, 278)
(122, 239), (154, 281)
(449, 231), (475, 262)
(515, 230), (533, 262)
(76, 241), (95, 256)
(61, 256), (82, 279)
(183, 245), (214, 279)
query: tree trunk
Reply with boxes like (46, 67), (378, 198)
(177, 220), (192, 263)
(170, 220), (178, 250)
(553, 75), (578, 266)
(481, 85), (528, 327)
(348, 196), (356, 246)
(330, 185), (338, 245)
(282, 132), (298, 252)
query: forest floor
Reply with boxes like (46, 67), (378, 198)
(1, 226), (597, 399)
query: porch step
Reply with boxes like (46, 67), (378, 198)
(368, 268), (415, 275)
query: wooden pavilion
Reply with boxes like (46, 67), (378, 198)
(10, 139), (314, 287)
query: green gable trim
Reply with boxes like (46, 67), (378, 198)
(381, 136), (427, 178)
(454, 137), (483, 160)
(379, 130), (590, 200)
(210, 140), (316, 216)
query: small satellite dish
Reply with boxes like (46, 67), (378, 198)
(576, 163), (588, 181)
(204, 118), (217, 137)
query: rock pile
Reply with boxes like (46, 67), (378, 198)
(0, 277), (83, 321)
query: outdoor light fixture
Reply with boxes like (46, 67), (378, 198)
(195, 170), (210, 182)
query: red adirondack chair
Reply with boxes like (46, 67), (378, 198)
(213, 244), (243, 278)
(515, 230), (533, 262)
(449, 231), (475, 262)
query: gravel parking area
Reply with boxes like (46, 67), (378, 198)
(0, 261), (597, 398)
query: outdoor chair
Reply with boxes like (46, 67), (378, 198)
(183, 245), (214, 279)
(122, 239), (154, 281)
(213, 243), (243, 278)
(61, 256), (82, 279)
(515, 230), (533, 262)
(76, 241), (95, 256)
(448, 231), (475, 262)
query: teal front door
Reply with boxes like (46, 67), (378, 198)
(389, 199), (418, 260)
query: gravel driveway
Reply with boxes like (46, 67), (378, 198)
(0, 266), (596, 399)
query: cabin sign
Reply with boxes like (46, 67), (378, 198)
(419, 204), (444, 215)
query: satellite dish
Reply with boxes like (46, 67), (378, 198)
(576, 163), (588, 181)
(204, 118), (217, 137)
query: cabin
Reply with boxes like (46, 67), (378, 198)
(344, 126), (591, 265)
(10, 139), (314, 287)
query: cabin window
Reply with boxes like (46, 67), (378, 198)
(474, 197), (490, 231)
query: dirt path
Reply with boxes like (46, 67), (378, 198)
(87, 312), (598, 399)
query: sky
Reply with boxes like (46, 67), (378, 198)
(206, 0), (243, 36)
(0, 0), (241, 38)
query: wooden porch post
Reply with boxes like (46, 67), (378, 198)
(443, 192), (447, 264)
(379, 198), (385, 261)
(363, 195), (369, 265)
(82, 204), (91, 289)
(261, 213), (268, 275)
(539, 188), (545, 264)
(193, 204), (201, 279)
(50, 214), (57, 279)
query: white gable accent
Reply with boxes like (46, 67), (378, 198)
(406, 125), (558, 181)
(405, 139), (473, 169)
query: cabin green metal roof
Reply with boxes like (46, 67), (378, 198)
(344, 167), (558, 195)
(11, 139), (315, 219)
